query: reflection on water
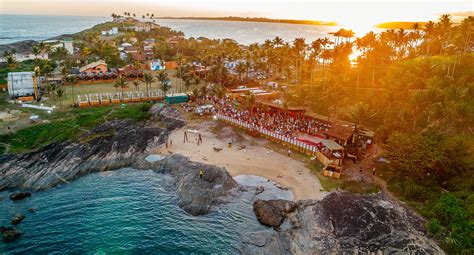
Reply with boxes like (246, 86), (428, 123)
(0, 169), (266, 254)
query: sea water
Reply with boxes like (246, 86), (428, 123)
(0, 14), (108, 45)
(0, 169), (270, 254)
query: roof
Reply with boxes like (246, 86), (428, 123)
(325, 124), (355, 141)
(258, 100), (307, 111)
(79, 60), (107, 72)
(296, 133), (344, 151)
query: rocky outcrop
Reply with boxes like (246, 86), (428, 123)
(0, 106), (185, 191)
(150, 104), (186, 130)
(11, 214), (25, 225)
(9, 192), (31, 201)
(242, 192), (443, 254)
(253, 200), (297, 227)
(154, 154), (239, 216)
(1, 227), (22, 242)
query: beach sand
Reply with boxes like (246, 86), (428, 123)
(156, 119), (327, 201)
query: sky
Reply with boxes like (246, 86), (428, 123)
(1, 0), (473, 28)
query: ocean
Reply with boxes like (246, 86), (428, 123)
(0, 169), (269, 253)
(0, 14), (108, 45)
(0, 14), (348, 46)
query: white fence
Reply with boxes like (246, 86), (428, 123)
(215, 113), (320, 157)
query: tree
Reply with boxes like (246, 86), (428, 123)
(115, 75), (128, 100)
(55, 87), (65, 108)
(156, 71), (170, 94)
(143, 73), (154, 97)
(244, 91), (256, 116)
(133, 80), (141, 92)
(66, 76), (78, 106)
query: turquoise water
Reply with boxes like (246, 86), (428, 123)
(0, 169), (266, 254)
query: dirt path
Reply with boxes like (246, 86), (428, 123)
(155, 120), (327, 201)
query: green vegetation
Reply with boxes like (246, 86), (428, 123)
(0, 103), (152, 154)
(384, 132), (473, 253)
(307, 163), (380, 194)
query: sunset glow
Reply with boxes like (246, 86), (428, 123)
(1, 0), (472, 30)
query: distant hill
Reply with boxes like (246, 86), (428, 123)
(375, 22), (427, 29)
(156, 16), (338, 26)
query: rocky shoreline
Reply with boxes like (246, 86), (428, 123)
(0, 105), (443, 253)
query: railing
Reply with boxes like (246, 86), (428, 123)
(215, 113), (320, 157)
(77, 90), (174, 107)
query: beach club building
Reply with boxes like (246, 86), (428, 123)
(79, 60), (108, 75)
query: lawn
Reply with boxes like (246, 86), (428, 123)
(47, 70), (185, 107)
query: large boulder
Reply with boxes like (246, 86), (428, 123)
(9, 192), (31, 201)
(253, 200), (297, 227)
(242, 192), (444, 254)
(156, 154), (238, 215)
(1, 226), (22, 242)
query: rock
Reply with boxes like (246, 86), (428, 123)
(1, 226), (22, 242)
(11, 214), (25, 225)
(255, 186), (265, 195)
(0, 105), (183, 191)
(9, 192), (31, 201)
(242, 192), (444, 254)
(253, 199), (297, 227)
(156, 154), (238, 216)
(151, 104), (186, 130)
(28, 208), (36, 213)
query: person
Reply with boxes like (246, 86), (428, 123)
(288, 150), (291, 157)
(198, 133), (203, 145)
(359, 167), (362, 174)
(184, 131), (189, 143)
(372, 167), (376, 175)
(170, 139), (172, 146)
(199, 169), (204, 179)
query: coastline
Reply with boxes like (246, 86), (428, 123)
(156, 16), (338, 26)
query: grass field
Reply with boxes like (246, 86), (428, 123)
(47, 70), (185, 107)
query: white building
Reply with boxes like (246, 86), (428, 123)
(7, 72), (35, 98)
(0, 52), (49, 63)
(49, 39), (74, 54)
(101, 27), (119, 36)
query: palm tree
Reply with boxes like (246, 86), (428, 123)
(5, 52), (17, 69)
(115, 75), (128, 100)
(159, 78), (171, 96)
(55, 87), (65, 108)
(244, 91), (256, 116)
(292, 38), (307, 83)
(235, 62), (247, 81)
(143, 73), (154, 97)
(156, 71), (170, 94)
(66, 76), (78, 106)
(133, 80), (141, 92)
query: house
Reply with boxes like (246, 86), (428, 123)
(165, 61), (178, 70)
(133, 22), (159, 32)
(144, 38), (155, 45)
(1, 51), (49, 63)
(79, 60), (108, 75)
(118, 42), (132, 51)
(167, 36), (183, 47)
(150, 59), (165, 71)
(49, 38), (74, 54)
(124, 46), (138, 54)
(101, 27), (119, 36)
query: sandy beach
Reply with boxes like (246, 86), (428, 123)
(156, 119), (327, 201)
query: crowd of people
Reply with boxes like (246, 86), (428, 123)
(215, 98), (333, 139)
